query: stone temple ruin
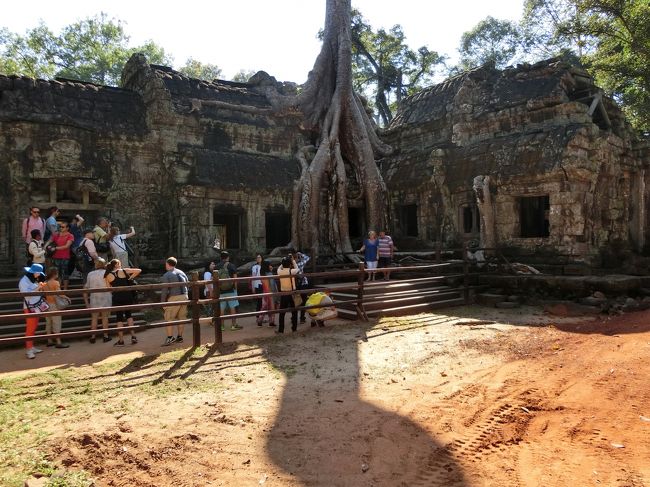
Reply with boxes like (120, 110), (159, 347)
(0, 55), (648, 275)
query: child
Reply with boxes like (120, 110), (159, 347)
(43, 267), (69, 348)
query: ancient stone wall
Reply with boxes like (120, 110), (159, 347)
(382, 59), (648, 260)
(0, 56), (306, 275)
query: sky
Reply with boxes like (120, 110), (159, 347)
(1, 0), (525, 83)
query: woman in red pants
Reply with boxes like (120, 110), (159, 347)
(19, 263), (48, 359)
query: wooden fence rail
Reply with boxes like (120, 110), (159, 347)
(0, 259), (470, 350)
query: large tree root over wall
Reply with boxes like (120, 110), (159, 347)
(285, 0), (391, 256)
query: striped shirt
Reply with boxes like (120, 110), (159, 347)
(377, 235), (394, 257)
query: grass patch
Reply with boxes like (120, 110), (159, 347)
(0, 344), (238, 486)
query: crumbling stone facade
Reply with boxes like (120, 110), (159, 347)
(0, 54), (306, 275)
(1, 56), (648, 275)
(382, 59), (649, 262)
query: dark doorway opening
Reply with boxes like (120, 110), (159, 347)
(213, 211), (242, 249)
(398, 204), (418, 237)
(265, 212), (291, 250)
(461, 204), (480, 235)
(348, 207), (364, 238)
(519, 195), (550, 238)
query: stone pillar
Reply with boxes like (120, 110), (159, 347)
(630, 169), (645, 252)
(473, 175), (497, 251)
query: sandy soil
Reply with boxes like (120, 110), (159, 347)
(21, 305), (650, 486)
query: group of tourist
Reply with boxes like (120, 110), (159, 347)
(358, 230), (396, 280)
(18, 206), (382, 359)
(20, 206), (137, 358)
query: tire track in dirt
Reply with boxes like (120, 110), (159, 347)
(410, 387), (544, 486)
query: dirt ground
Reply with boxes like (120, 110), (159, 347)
(5, 305), (650, 486)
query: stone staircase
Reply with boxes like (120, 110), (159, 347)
(321, 273), (466, 320)
(0, 277), (146, 343)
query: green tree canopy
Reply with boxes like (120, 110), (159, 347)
(348, 10), (445, 126)
(459, 0), (650, 133)
(178, 57), (222, 81)
(232, 69), (257, 83)
(0, 13), (172, 86)
(458, 16), (523, 70)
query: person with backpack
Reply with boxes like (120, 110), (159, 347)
(67, 214), (85, 278)
(218, 251), (241, 331)
(44, 206), (59, 242)
(27, 229), (46, 266)
(76, 229), (98, 283)
(108, 225), (136, 267)
(22, 207), (45, 244)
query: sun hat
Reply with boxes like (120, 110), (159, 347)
(23, 263), (45, 275)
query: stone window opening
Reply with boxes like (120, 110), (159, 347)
(460, 203), (480, 235)
(265, 211), (291, 250)
(519, 195), (550, 238)
(398, 204), (419, 237)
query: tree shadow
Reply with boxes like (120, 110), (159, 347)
(263, 326), (469, 486)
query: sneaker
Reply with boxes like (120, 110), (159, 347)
(46, 341), (55, 347)
(269, 322), (276, 327)
(26, 349), (36, 359)
(55, 343), (70, 348)
(102, 335), (112, 343)
(32, 347), (43, 354)
(114, 340), (125, 347)
(175, 336), (183, 343)
(257, 321), (263, 327)
(89, 337), (96, 344)
(162, 336), (176, 346)
(220, 325), (225, 331)
(230, 324), (243, 331)
(131, 336), (138, 344)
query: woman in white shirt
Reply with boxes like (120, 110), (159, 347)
(84, 258), (112, 344)
(108, 226), (135, 267)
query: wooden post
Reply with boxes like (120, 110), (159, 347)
(212, 270), (222, 344)
(310, 246), (317, 285)
(356, 262), (366, 321)
(436, 240), (442, 263)
(462, 241), (470, 303)
(190, 271), (201, 347)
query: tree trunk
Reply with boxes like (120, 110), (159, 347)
(288, 0), (391, 257)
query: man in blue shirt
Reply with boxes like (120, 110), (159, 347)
(160, 256), (189, 346)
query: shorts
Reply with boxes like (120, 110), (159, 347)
(54, 258), (70, 281)
(164, 294), (188, 322)
(220, 290), (239, 311)
(115, 309), (132, 322)
(365, 261), (378, 270)
(378, 256), (392, 268)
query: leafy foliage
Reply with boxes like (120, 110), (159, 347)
(458, 0), (650, 133)
(178, 57), (223, 81)
(0, 13), (172, 86)
(232, 69), (257, 83)
(349, 10), (445, 126)
(569, 0), (650, 133)
(458, 16), (523, 70)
